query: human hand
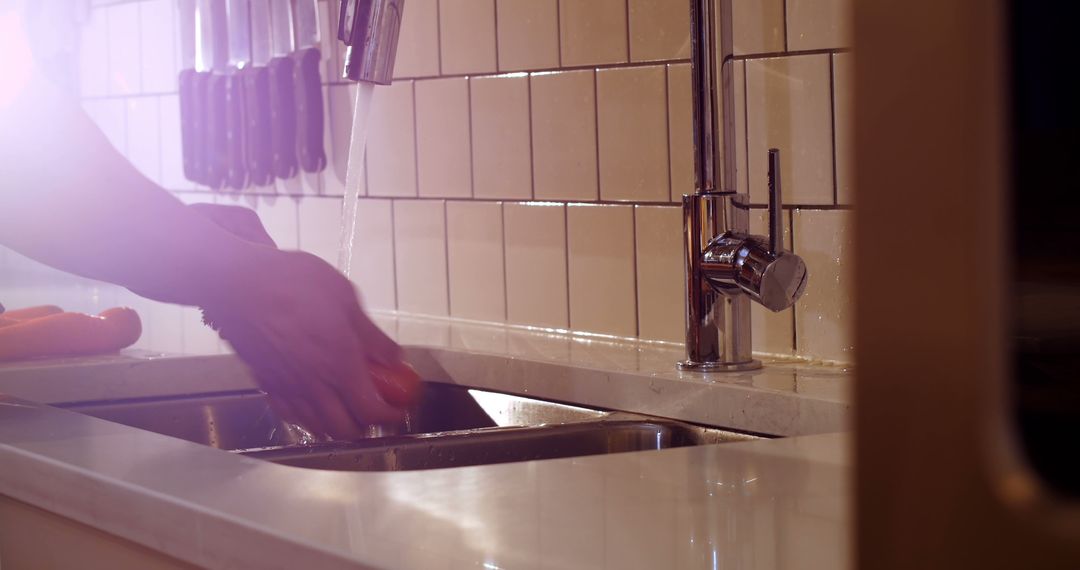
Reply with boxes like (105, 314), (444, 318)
(207, 248), (407, 438)
(187, 204), (406, 437)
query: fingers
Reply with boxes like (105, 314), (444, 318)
(333, 354), (407, 426)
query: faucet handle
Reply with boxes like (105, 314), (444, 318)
(699, 148), (807, 312)
(768, 148), (783, 254)
(703, 235), (808, 312)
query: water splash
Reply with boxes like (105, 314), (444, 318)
(337, 83), (378, 276)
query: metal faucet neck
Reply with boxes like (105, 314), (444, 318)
(680, 0), (808, 372)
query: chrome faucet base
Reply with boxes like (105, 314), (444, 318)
(678, 359), (762, 373)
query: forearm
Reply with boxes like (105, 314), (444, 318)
(0, 72), (263, 307)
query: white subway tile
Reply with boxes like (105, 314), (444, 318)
(793, 209), (853, 363)
(393, 200), (449, 316)
(597, 66), (670, 202)
(447, 201), (506, 322)
(349, 199), (397, 311)
(567, 204), (636, 337)
(503, 202), (569, 329)
(367, 81), (418, 197)
(158, 94), (191, 190)
(530, 70), (599, 201)
(470, 74), (532, 200)
(634, 206), (684, 342)
(107, 3), (142, 95)
(125, 97), (162, 184)
(833, 53), (854, 205)
(415, 78), (472, 198)
(79, 8), (110, 97)
(297, 197), (344, 266)
(139, 0), (178, 93)
(787, 0), (853, 51)
(746, 55), (834, 205)
(667, 63), (693, 201)
(393, 0), (440, 77)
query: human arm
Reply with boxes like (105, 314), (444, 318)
(0, 69), (406, 435)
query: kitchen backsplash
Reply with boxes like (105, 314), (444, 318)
(0, 0), (854, 363)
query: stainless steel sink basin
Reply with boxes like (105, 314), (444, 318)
(60, 383), (761, 471)
(246, 420), (754, 471)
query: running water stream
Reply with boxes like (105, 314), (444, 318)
(334, 82), (415, 436)
(336, 83), (378, 276)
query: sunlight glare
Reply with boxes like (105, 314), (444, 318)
(0, 10), (34, 109)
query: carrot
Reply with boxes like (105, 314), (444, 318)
(1, 305), (63, 321)
(0, 318), (17, 328)
(0, 307), (142, 362)
(368, 360), (423, 408)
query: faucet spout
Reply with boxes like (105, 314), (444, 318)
(338, 0), (405, 84)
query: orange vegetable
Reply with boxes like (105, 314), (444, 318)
(2, 305), (63, 321)
(0, 318), (17, 328)
(0, 307), (142, 362)
(369, 360), (423, 408)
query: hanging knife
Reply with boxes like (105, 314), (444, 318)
(200, 0), (230, 189)
(177, 0), (207, 184)
(268, 0), (298, 180)
(223, 0), (251, 190)
(244, 0), (275, 186)
(291, 0), (326, 173)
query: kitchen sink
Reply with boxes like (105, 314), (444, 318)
(60, 383), (761, 471)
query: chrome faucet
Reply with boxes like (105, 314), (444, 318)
(337, 0), (405, 84)
(680, 0), (808, 372)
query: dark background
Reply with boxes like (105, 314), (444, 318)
(1011, 1), (1080, 497)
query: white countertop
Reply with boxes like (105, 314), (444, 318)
(0, 314), (852, 569)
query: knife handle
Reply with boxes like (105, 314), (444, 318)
(268, 55), (298, 180)
(242, 66), (274, 187)
(205, 73), (229, 190)
(179, 69), (208, 184)
(292, 47), (327, 174)
(224, 73), (248, 190)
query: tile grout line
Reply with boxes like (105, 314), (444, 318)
(73, 48), (856, 103)
(334, 59), (696, 85)
(787, 208), (797, 353)
(135, 2), (146, 95)
(492, 0), (500, 72)
(498, 202), (509, 321)
(389, 200), (400, 310)
(555, 0), (563, 67)
(410, 81), (421, 197)
(436, 0), (444, 75)
(663, 64), (674, 202)
(742, 60), (750, 194)
(563, 204), (572, 330)
(592, 69), (602, 200)
(782, 0), (790, 52)
(441, 200), (453, 316)
(630, 205), (640, 338)
(526, 74), (536, 200)
(466, 76), (476, 198)
(828, 53), (840, 205)
(167, 190), (855, 211)
(154, 94), (164, 185)
(732, 47), (852, 62)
